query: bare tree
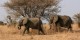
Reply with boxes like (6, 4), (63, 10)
(4, 0), (60, 18)
(73, 13), (80, 27)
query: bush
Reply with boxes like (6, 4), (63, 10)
(0, 21), (4, 25)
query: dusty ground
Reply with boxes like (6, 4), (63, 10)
(0, 23), (80, 40)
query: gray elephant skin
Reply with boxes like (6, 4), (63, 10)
(49, 15), (73, 32)
(17, 17), (45, 35)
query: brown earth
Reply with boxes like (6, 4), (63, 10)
(0, 23), (80, 40)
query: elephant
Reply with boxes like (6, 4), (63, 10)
(17, 17), (45, 35)
(49, 15), (73, 32)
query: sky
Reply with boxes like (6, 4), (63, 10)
(59, 0), (80, 17)
(0, 0), (80, 22)
(0, 0), (8, 22)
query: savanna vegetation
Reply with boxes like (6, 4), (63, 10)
(0, 0), (80, 40)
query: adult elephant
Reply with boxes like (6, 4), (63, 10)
(49, 15), (73, 32)
(17, 17), (45, 35)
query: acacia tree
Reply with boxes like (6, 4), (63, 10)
(4, 0), (60, 18)
(74, 13), (80, 27)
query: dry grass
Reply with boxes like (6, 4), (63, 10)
(0, 23), (80, 40)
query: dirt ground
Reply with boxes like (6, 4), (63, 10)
(0, 23), (80, 40)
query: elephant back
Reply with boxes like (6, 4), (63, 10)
(29, 18), (40, 25)
(60, 15), (70, 25)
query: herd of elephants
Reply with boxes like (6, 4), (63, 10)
(16, 14), (73, 35)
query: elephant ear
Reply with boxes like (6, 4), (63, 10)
(53, 15), (58, 23)
(22, 17), (28, 25)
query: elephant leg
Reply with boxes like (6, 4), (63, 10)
(54, 24), (58, 32)
(41, 29), (45, 35)
(38, 27), (45, 35)
(25, 25), (30, 34)
(22, 28), (27, 35)
(26, 28), (29, 34)
(51, 23), (57, 32)
(68, 25), (73, 32)
(56, 24), (61, 32)
(57, 26), (60, 32)
(38, 29), (41, 35)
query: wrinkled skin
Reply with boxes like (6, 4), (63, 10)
(50, 15), (73, 32)
(17, 17), (45, 35)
